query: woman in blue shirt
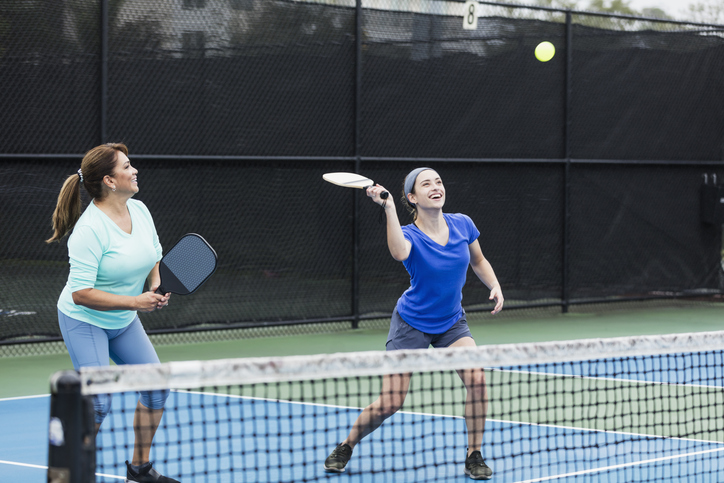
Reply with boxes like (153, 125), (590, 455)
(47, 143), (179, 483)
(324, 168), (504, 480)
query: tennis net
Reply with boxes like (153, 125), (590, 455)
(48, 331), (724, 482)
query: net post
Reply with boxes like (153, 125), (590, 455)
(48, 370), (96, 483)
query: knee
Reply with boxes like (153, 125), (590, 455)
(94, 394), (112, 424)
(373, 395), (405, 419)
(140, 389), (170, 410)
(466, 369), (487, 397)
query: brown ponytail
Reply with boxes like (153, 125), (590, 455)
(45, 143), (128, 243)
(45, 174), (83, 243)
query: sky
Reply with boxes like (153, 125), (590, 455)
(513, 0), (722, 23)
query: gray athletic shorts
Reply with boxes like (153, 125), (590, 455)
(386, 308), (473, 351)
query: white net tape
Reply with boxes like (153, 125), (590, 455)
(80, 330), (724, 395)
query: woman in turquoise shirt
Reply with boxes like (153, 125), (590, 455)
(47, 143), (178, 483)
(324, 168), (504, 480)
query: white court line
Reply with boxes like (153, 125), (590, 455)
(0, 460), (48, 470)
(0, 395), (124, 480)
(176, 389), (724, 445)
(12, 363), (723, 480)
(0, 394), (49, 401)
(95, 472), (124, 480)
(514, 446), (724, 483)
(0, 461), (125, 481)
(0, 397), (49, 475)
(19, 387), (722, 482)
(495, 367), (724, 390)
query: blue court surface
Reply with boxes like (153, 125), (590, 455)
(3, 353), (724, 482)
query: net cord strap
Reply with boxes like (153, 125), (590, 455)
(79, 330), (724, 395)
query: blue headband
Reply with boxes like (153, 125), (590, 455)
(404, 167), (433, 205)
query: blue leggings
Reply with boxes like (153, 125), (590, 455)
(58, 310), (169, 424)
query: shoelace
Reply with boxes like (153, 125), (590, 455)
(332, 444), (352, 459)
(467, 452), (485, 467)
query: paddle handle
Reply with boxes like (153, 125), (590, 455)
(367, 185), (389, 200)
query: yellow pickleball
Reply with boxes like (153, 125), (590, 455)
(535, 41), (555, 62)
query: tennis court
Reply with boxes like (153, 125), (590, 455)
(3, 303), (724, 482)
(3, 0), (723, 480)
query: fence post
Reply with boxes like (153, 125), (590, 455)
(352, 0), (363, 329)
(562, 11), (573, 313)
(47, 371), (96, 483)
(100, 0), (109, 144)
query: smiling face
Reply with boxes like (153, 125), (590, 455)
(408, 169), (444, 209)
(107, 152), (139, 196)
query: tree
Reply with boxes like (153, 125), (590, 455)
(530, 0), (685, 30)
(640, 8), (671, 20)
(533, 0), (580, 9)
(586, 0), (637, 15)
(533, 0), (674, 18)
(685, 0), (724, 25)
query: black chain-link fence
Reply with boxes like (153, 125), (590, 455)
(1, 0), (723, 344)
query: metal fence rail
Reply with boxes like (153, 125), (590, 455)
(1, 0), (723, 344)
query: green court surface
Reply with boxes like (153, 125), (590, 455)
(0, 300), (722, 399)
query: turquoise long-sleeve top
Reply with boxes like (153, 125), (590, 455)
(57, 198), (162, 329)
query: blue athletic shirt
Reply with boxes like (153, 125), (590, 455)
(396, 213), (480, 334)
(57, 198), (163, 329)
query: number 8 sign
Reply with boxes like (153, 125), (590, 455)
(463, 1), (478, 30)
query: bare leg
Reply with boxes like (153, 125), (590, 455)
(343, 373), (411, 448)
(450, 337), (488, 456)
(132, 401), (164, 466)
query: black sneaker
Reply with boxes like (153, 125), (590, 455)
(464, 451), (492, 480)
(324, 443), (353, 473)
(125, 461), (180, 483)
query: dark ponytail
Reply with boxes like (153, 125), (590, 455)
(46, 174), (82, 243)
(45, 143), (128, 243)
